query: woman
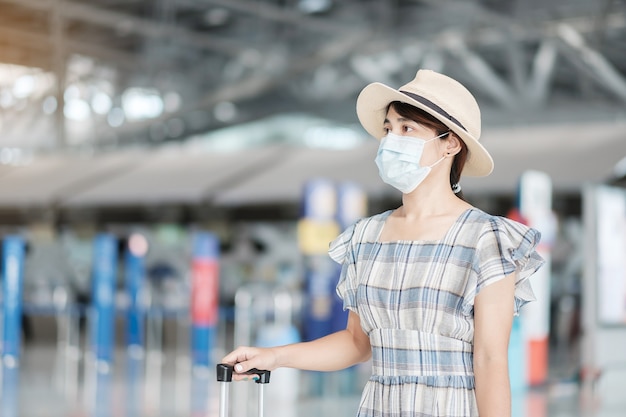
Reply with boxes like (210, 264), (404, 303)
(221, 69), (545, 417)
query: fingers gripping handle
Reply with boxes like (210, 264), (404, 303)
(216, 363), (272, 384)
(217, 364), (271, 417)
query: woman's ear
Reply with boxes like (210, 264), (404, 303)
(446, 134), (463, 156)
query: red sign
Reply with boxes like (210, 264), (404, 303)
(191, 260), (219, 326)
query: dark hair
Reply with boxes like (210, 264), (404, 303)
(388, 101), (468, 201)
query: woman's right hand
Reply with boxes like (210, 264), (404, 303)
(221, 346), (280, 381)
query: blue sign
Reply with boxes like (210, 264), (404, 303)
(90, 233), (118, 365)
(1, 236), (26, 361)
(125, 234), (147, 350)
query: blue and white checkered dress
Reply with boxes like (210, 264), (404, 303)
(329, 208), (544, 417)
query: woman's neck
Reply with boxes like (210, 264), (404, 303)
(400, 185), (470, 219)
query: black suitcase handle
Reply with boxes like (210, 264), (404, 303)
(216, 363), (271, 384)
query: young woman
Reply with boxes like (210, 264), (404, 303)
(221, 69), (544, 417)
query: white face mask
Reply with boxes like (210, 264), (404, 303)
(374, 131), (448, 194)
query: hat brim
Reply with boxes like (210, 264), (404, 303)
(356, 82), (494, 177)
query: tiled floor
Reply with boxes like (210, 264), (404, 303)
(1, 344), (625, 417)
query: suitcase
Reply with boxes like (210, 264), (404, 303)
(216, 363), (271, 417)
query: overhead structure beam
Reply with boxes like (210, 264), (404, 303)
(339, 4), (626, 109)
(2, 0), (358, 56)
(64, 2), (247, 56)
(2, 0), (626, 153)
(195, 0), (355, 35)
(207, 32), (369, 104)
(111, 32), (369, 140)
(413, 0), (626, 44)
(526, 39), (559, 105)
(1, 0), (248, 56)
(413, 0), (518, 30)
(556, 23), (626, 103)
(502, 31), (527, 93)
(443, 34), (517, 108)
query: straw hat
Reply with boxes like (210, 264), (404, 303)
(356, 69), (494, 177)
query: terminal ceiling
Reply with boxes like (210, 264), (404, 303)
(0, 0), (625, 208)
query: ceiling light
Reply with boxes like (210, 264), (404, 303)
(303, 126), (362, 149)
(298, 0), (332, 14)
(213, 101), (237, 123)
(12, 75), (35, 99)
(91, 92), (113, 115)
(64, 98), (91, 121)
(122, 88), (164, 120)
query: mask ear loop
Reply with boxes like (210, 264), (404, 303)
(436, 130), (452, 140)
(427, 131), (453, 164)
(442, 130), (461, 194)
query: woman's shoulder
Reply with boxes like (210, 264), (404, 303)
(329, 210), (393, 263)
(463, 207), (541, 246)
(464, 207), (524, 228)
(347, 209), (393, 241)
(358, 209), (393, 229)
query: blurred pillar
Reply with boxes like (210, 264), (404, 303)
(1, 363), (20, 417)
(298, 178), (340, 342)
(298, 178), (340, 396)
(90, 233), (118, 370)
(125, 233), (148, 357)
(518, 170), (557, 387)
(1, 236), (26, 366)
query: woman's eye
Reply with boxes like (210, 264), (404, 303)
(403, 125), (414, 133)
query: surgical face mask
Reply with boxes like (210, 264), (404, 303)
(375, 131), (448, 194)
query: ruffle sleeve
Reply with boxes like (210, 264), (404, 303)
(463, 216), (545, 316)
(329, 222), (358, 312)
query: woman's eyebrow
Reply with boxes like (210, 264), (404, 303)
(383, 117), (411, 124)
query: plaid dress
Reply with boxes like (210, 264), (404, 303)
(329, 208), (544, 417)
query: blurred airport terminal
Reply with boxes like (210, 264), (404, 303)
(1, 0), (626, 416)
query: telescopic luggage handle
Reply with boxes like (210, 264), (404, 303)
(216, 363), (272, 417)
(216, 363), (271, 383)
